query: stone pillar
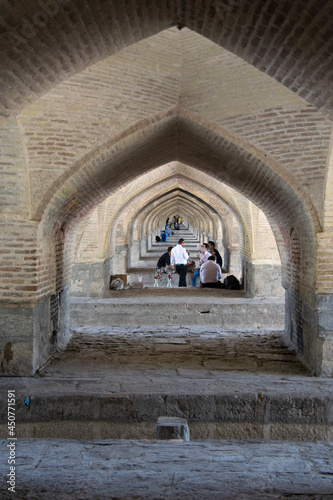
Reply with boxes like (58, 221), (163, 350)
(141, 235), (148, 255)
(315, 294), (333, 377)
(251, 262), (284, 297)
(70, 262), (105, 297)
(223, 246), (230, 273)
(229, 247), (242, 279)
(128, 240), (141, 268)
(113, 245), (128, 274)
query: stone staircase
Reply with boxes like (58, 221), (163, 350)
(11, 226), (322, 449)
(5, 323), (333, 443)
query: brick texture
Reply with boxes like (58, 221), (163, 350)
(0, 0), (332, 375)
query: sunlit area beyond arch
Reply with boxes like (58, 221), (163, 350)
(69, 161), (283, 299)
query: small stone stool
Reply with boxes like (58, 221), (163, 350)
(156, 416), (190, 441)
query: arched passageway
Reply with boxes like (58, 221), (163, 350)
(72, 164), (281, 298)
(31, 110), (322, 376)
(0, 5), (332, 379)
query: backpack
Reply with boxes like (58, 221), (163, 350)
(223, 275), (241, 290)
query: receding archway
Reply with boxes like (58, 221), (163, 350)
(34, 109), (321, 375)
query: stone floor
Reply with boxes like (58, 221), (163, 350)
(43, 325), (308, 376)
(1, 438), (333, 499)
(1, 288), (333, 498)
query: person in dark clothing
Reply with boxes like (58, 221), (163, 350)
(157, 247), (172, 272)
(208, 241), (223, 269)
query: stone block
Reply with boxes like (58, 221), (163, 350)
(156, 416), (190, 441)
(316, 293), (333, 335)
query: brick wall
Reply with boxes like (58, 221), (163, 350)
(0, 1), (332, 119)
(0, 3), (332, 374)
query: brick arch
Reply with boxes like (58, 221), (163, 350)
(40, 107), (320, 240)
(109, 162), (255, 255)
(72, 161), (259, 269)
(115, 182), (225, 243)
(36, 108), (321, 372)
(134, 191), (242, 275)
(107, 191), (215, 276)
(137, 186), (242, 246)
(129, 192), (234, 271)
(128, 180), (283, 284)
(0, 0), (332, 120)
(106, 181), (236, 260)
(39, 108), (318, 300)
(108, 190), (213, 257)
(133, 189), (230, 245)
(80, 167), (254, 268)
(135, 192), (214, 241)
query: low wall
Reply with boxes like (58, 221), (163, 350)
(245, 262), (283, 297)
(70, 262), (106, 297)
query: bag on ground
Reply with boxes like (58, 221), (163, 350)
(223, 275), (241, 290)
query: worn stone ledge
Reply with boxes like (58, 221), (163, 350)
(1, 438), (333, 499)
(0, 421), (331, 442)
(0, 393), (332, 436)
(70, 297), (285, 327)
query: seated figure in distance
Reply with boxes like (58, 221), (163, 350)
(157, 246), (173, 273)
(200, 255), (223, 288)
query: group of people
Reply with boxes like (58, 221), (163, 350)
(166, 216), (182, 230)
(157, 239), (223, 288)
(160, 216), (183, 242)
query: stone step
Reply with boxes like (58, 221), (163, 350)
(131, 227), (204, 271)
(157, 228), (198, 240)
(128, 269), (172, 283)
(148, 241), (201, 250)
(127, 269), (199, 286)
(141, 249), (200, 261)
(65, 325), (305, 375)
(164, 234), (198, 238)
(2, 326), (333, 442)
(133, 250), (200, 270)
(149, 240), (201, 247)
(8, 439), (333, 499)
(70, 294), (285, 327)
(9, 390), (330, 441)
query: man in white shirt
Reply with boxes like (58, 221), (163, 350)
(200, 255), (223, 288)
(192, 243), (210, 287)
(171, 238), (188, 287)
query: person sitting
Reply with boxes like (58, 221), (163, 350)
(192, 243), (210, 287)
(157, 247), (172, 273)
(186, 251), (196, 272)
(160, 230), (167, 242)
(200, 255), (223, 288)
(208, 241), (223, 269)
(165, 225), (173, 237)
